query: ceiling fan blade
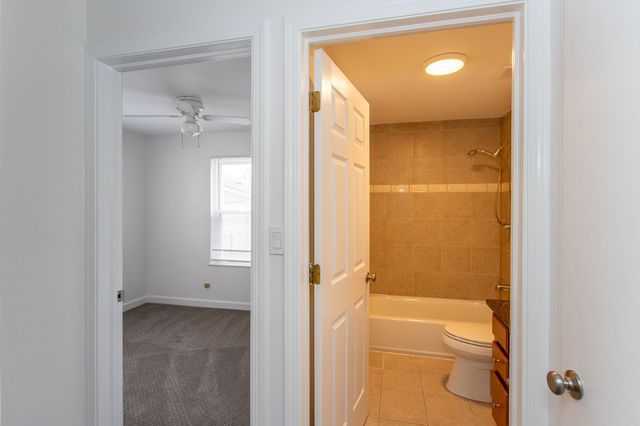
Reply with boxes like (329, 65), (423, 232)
(124, 114), (181, 118)
(202, 115), (250, 126)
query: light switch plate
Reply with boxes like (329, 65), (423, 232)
(269, 225), (284, 254)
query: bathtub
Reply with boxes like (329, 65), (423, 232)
(369, 294), (493, 359)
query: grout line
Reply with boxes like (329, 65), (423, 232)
(419, 367), (430, 426)
(370, 183), (510, 193)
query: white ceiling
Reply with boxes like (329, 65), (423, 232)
(122, 57), (251, 136)
(318, 22), (513, 124)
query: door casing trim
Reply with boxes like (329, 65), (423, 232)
(84, 25), (271, 426)
(283, 1), (561, 425)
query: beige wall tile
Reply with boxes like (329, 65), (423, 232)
(442, 220), (472, 247)
(388, 157), (414, 184)
(370, 117), (508, 300)
(386, 219), (414, 244)
(414, 120), (444, 131)
(371, 193), (389, 220)
(444, 119), (474, 129)
(471, 247), (500, 274)
(370, 219), (387, 244)
(413, 193), (444, 219)
(387, 244), (414, 270)
(468, 156), (499, 184)
(414, 272), (442, 297)
(471, 126), (501, 152)
(472, 117), (501, 128)
(388, 193), (414, 219)
(443, 127), (473, 156)
(414, 157), (445, 184)
(468, 220), (500, 248)
(469, 274), (499, 300)
(414, 128), (444, 158)
(413, 220), (443, 247)
(383, 122), (415, 133)
(385, 270), (415, 296)
(441, 274), (471, 299)
(371, 240), (387, 270)
(386, 131), (414, 161)
(470, 192), (494, 219)
(442, 247), (471, 273)
(444, 156), (470, 183)
(500, 248), (511, 284)
(369, 268), (387, 294)
(371, 156), (389, 184)
(414, 246), (442, 272)
(443, 193), (472, 219)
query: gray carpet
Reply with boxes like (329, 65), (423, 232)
(124, 304), (250, 426)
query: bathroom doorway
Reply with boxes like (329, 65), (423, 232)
(310, 20), (513, 425)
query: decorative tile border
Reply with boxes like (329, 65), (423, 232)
(370, 183), (511, 193)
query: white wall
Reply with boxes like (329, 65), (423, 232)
(86, 1), (528, 424)
(144, 131), (251, 308)
(0, 0), (87, 425)
(123, 131), (148, 304)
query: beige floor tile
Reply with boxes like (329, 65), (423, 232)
(378, 419), (424, 426)
(370, 368), (383, 418)
(370, 351), (384, 369)
(424, 397), (476, 426)
(365, 416), (380, 426)
(383, 352), (422, 372)
(470, 401), (496, 426)
(420, 372), (452, 399)
(380, 369), (427, 425)
(416, 357), (453, 376)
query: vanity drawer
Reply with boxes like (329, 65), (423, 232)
(492, 314), (509, 354)
(491, 370), (509, 426)
(492, 341), (509, 383)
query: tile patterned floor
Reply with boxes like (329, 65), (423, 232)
(366, 351), (496, 426)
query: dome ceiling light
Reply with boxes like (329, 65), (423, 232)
(423, 53), (468, 76)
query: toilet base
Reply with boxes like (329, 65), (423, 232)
(445, 356), (493, 403)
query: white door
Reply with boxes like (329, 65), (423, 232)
(555, 1), (640, 424)
(314, 48), (370, 426)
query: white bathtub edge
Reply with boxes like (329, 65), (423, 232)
(369, 345), (455, 360)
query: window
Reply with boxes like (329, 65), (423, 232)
(210, 157), (251, 266)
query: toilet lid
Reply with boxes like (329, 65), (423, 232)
(444, 322), (493, 347)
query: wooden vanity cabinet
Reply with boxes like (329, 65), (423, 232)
(491, 314), (510, 426)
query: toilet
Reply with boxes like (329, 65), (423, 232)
(442, 322), (494, 403)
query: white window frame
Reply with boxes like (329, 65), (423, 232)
(210, 157), (252, 267)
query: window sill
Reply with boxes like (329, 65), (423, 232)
(209, 260), (251, 268)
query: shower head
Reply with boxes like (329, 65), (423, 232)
(467, 143), (508, 159)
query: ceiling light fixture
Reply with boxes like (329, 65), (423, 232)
(423, 53), (467, 76)
(181, 117), (202, 138)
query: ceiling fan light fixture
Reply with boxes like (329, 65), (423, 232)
(181, 118), (202, 137)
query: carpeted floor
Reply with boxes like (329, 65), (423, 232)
(124, 304), (250, 426)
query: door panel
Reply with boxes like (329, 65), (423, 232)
(559, 1), (640, 424)
(315, 48), (370, 426)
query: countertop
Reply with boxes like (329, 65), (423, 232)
(486, 299), (510, 328)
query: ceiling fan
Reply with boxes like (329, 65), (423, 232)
(124, 95), (250, 138)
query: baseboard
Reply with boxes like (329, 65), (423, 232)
(145, 295), (251, 311)
(123, 296), (147, 312)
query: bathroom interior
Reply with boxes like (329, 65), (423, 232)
(320, 21), (513, 426)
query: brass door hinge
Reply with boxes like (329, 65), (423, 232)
(310, 91), (321, 113)
(309, 263), (321, 285)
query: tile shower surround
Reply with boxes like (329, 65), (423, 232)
(370, 116), (511, 300)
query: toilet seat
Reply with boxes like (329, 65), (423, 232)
(443, 322), (493, 348)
